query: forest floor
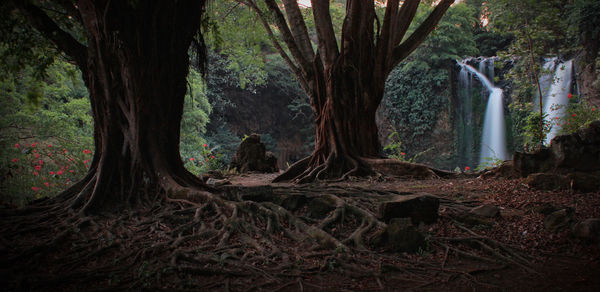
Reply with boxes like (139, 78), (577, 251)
(1, 172), (600, 291)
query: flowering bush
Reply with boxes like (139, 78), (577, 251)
(2, 141), (92, 205)
(182, 143), (225, 175)
(555, 100), (600, 135)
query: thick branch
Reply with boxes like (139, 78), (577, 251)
(390, 0), (454, 71)
(263, 0), (312, 76)
(281, 0), (314, 62)
(392, 0), (420, 46)
(311, 0), (339, 66)
(242, 1), (309, 92)
(13, 0), (86, 67)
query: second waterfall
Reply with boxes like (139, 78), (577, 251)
(458, 59), (510, 167)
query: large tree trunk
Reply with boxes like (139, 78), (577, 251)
(274, 62), (385, 183)
(54, 0), (209, 213)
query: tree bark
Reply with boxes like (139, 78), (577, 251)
(16, 0), (210, 213)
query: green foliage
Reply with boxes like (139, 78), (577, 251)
(0, 60), (93, 205)
(556, 99), (600, 135)
(384, 61), (447, 139)
(412, 3), (480, 66)
(204, 2), (270, 89)
(522, 111), (552, 150)
(383, 131), (432, 163)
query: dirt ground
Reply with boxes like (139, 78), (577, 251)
(1, 173), (599, 291)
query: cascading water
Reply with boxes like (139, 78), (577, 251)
(541, 59), (573, 144)
(458, 60), (510, 167)
(457, 65), (474, 167)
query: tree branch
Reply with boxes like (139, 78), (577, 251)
(281, 0), (314, 62)
(392, 0), (421, 46)
(390, 0), (454, 72)
(263, 0), (312, 76)
(242, 1), (309, 92)
(311, 0), (339, 66)
(13, 0), (87, 67)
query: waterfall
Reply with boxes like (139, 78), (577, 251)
(457, 65), (474, 167)
(542, 59), (573, 144)
(458, 60), (509, 167)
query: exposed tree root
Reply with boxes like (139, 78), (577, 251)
(1, 182), (539, 291)
(274, 155), (458, 184)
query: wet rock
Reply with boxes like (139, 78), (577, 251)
(379, 194), (440, 225)
(205, 178), (230, 187)
(551, 121), (600, 171)
(544, 208), (575, 232)
(513, 148), (555, 177)
(370, 218), (425, 253)
(307, 196), (337, 219)
(229, 134), (278, 173)
(525, 173), (570, 191)
(469, 204), (501, 218)
(567, 172), (600, 192)
(573, 218), (600, 242)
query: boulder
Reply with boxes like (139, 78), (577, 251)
(525, 173), (570, 191)
(229, 134), (278, 173)
(469, 204), (501, 218)
(544, 208), (574, 232)
(370, 218), (426, 253)
(205, 178), (230, 187)
(513, 148), (555, 177)
(567, 172), (600, 192)
(379, 194), (440, 225)
(551, 121), (600, 171)
(572, 218), (600, 242)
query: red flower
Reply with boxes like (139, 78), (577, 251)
(47, 144), (52, 147)
(57, 170), (64, 175)
(568, 93), (572, 99)
(203, 144), (208, 147)
(189, 157), (195, 161)
(47, 153), (52, 157)
(465, 166), (471, 171)
(44, 182), (50, 187)
(12, 158), (18, 163)
(49, 171), (55, 175)
(34, 165), (41, 171)
(593, 108), (596, 111)
(31, 142), (37, 147)
(210, 155), (215, 159)
(69, 170), (74, 173)
(572, 114), (576, 117)
(32, 150), (36, 153)
(63, 149), (68, 154)
(83, 159), (90, 164)
(38, 159), (43, 165)
(33, 171), (39, 176)
(14, 143), (20, 148)
(35, 153), (40, 158)
(400, 152), (406, 156)
(83, 149), (92, 154)
(31, 186), (41, 191)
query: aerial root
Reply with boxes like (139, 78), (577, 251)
(1, 183), (541, 290)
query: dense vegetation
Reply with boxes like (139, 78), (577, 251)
(2, 0), (600, 203)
